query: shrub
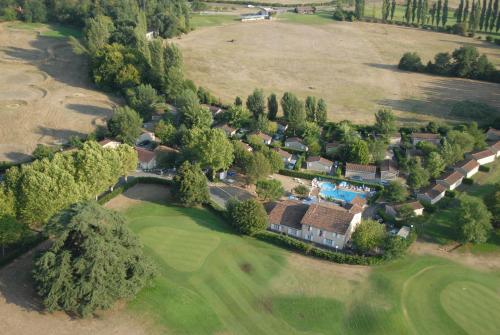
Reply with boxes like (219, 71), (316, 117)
(445, 190), (457, 198)
(293, 184), (310, 197)
(398, 52), (424, 72)
(479, 165), (490, 172)
(486, 36), (493, 42)
(227, 199), (268, 235)
(495, 38), (500, 46)
(452, 23), (467, 35)
(463, 177), (474, 185)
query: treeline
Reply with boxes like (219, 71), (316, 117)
(0, 0), (190, 36)
(0, 142), (137, 227)
(398, 46), (500, 83)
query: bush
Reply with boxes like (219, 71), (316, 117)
(486, 36), (493, 42)
(398, 52), (424, 72)
(253, 231), (382, 265)
(445, 190), (457, 198)
(495, 38), (500, 46)
(463, 177), (474, 185)
(479, 165), (490, 172)
(452, 23), (467, 35)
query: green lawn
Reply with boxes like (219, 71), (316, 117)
(124, 200), (500, 334)
(280, 11), (335, 25)
(420, 160), (500, 253)
(6, 21), (82, 38)
(190, 14), (239, 29)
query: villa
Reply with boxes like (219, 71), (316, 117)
(306, 156), (333, 173)
(417, 183), (447, 205)
(268, 200), (362, 250)
(410, 133), (441, 146)
(436, 170), (464, 190)
(284, 137), (308, 151)
(345, 163), (377, 180)
(385, 201), (424, 218)
(454, 159), (479, 178)
(135, 147), (157, 170)
(273, 147), (294, 164)
(466, 149), (496, 166)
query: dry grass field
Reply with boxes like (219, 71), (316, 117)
(175, 19), (500, 124)
(0, 22), (118, 163)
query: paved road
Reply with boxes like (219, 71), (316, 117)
(209, 184), (254, 208)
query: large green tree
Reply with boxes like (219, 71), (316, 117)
(425, 151), (446, 178)
(383, 180), (409, 202)
(457, 196), (493, 243)
(126, 84), (160, 120)
(352, 219), (386, 254)
(108, 106), (142, 145)
(485, 183), (500, 228)
(267, 93), (279, 121)
(246, 89), (266, 119)
(0, 215), (26, 256)
(227, 199), (268, 235)
(256, 179), (284, 201)
(33, 202), (154, 317)
(281, 92), (306, 133)
(374, 109), (397, 139)
(173, 161), (209, 206)
(407, 157), (430, 190)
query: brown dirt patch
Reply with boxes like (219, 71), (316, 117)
(0, 242), (155, 335)
(105, 183), (172, 211)
(240, 262), (254, 274)
(175, 20), (500, 124)
(0, 22), (118, 163)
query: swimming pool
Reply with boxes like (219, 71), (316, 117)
(318, 182), (366, 203)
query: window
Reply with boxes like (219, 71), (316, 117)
(319, 230), (323, 237)
(324, 239), (333, 246)
(288, 228), (297, 236)
(308, 226), (312, 231)
(271, 224), (280, 231)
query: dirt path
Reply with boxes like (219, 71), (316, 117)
(410, 240), (500, 271)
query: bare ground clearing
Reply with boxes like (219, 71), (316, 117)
(0, 23), (118, 163)
(105, 183), (172, 211)
(175, 21), (500, 124)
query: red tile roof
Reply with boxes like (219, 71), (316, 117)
(350, 196), (367, 207)
(285, 137), (304, 144)
(300, 204), (355, 235)
(392, 201), (424, 211)
(273, 147), (292, 159)
(489, 140), (500, 152)
(454, 159), (479, 172)
(250, 131), (272, 141)
(437, 170), (464, 185)
(470, 149), (495, 160)
(268, 200), (309, 230)
(346, 163), (377, 173)
(306, 156), (333, 165)
(135, 147), (156, 163)
(421, 183), (447, 199)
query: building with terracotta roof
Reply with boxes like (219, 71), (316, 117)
(488, 140), (500, 158)
(345, 163), (377, 180)
(267, 201), (362, 249)
(436, 170), (464, 190)
(466, 149), (496, 165)
(135, 147), (156, 170)
(385, 201), (424, 218)
(486, 128), (500, 141)
(379, 159), (399, 180)
(273, 147), (293, 164)
(306, 156), (333, 173)
(454, 159), (479, 178)
(410, 133), (441, 146)
(417, 183), (447, 205)
(284, 137), (308, 152)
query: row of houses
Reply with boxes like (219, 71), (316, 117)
(417, 136), (500, 204)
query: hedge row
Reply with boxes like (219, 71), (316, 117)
(254, 231), (382, 265)
(0, 233), (45, 268)
(279, 168), (384, 190)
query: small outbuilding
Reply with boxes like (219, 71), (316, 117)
(306, 156), (333, 173)
(284, 137), (309, 152)
(345, 163), (377, 180)
(436, 170), (464, 191)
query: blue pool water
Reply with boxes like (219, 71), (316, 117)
(319, 182), (366, 203)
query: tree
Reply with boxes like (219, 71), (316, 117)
(457, 196), (492, 243)
(84, 15), (114, 54)
(457, 0), (465, 22)
(436, 0), (442, 26)
(0, 216), (26, 257)
(267, 93), (279, 121)
(154, 120), (176, 145)
(405, 0), (413, 23)
(264, 149), (285, 172)
(484, 183), (500, 228)
(355, 0), (365, 18)
(382, 0), (391, 21)
(245, 152), (271, 185)
(468, 122), (487, 149)
(430, 2), (437, 24)
(412, 0), (418, 22)
(368, 139), (387, 163)
(417, 0), (424, 23)
(340, 139), (371, 164)
(293, 185), (310, 197)
(173, 161), (209, 206)
(225, 104), (251, 128)
(352, 219), (386, 253)
(235, 96), (243, 106)
(107, 106), (142, 145)
(489, 0), (498, 31)
(227, 199), (268, 235)
(485, 0), (493, 31)
(383, 180), (409, 202)
(305, 96), (317, 122)
(32, 202), (154, 317)
(256, 179), (284, 201)
(316, 98), (328, 125)
(425, 151), (446, 178)
(398, 52), (423, 71)
(391, 0), (397, 19)
(281, 93), (305, 134)
(464, 0), (470, 21)
(480, 0), (487, 30)
(442, 0), (449, 26)
(374, 109), (397, 138)
(383, 235), (412, 259)
(32, 144), (58, 160)
(469, 0), (481, 32)
(184, 129), (234, 179)
(407, 157), (430, 190)
(126, 84), (160, 120)
(246, 89), (266, 119)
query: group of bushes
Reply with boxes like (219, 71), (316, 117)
(398, 46), (500, 84)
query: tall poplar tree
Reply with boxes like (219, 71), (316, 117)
(412, 0), (418, 21)
(405, 0), (413, 23)
(470, 0), (481, 32)
(391, 0), (397, 19)
(485, 0), (492, 28)
(431, 2), (437, 24)
(417, 0), (424, 23)
(490, 0), (499, 31)
(436, 0), (442, 26)
(479, 0), (487, 30)
(423, 0), (430, 23)
(464, 0), (470, 22)
(457, 0), (464, 22)
(442, 0), (449, 26)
